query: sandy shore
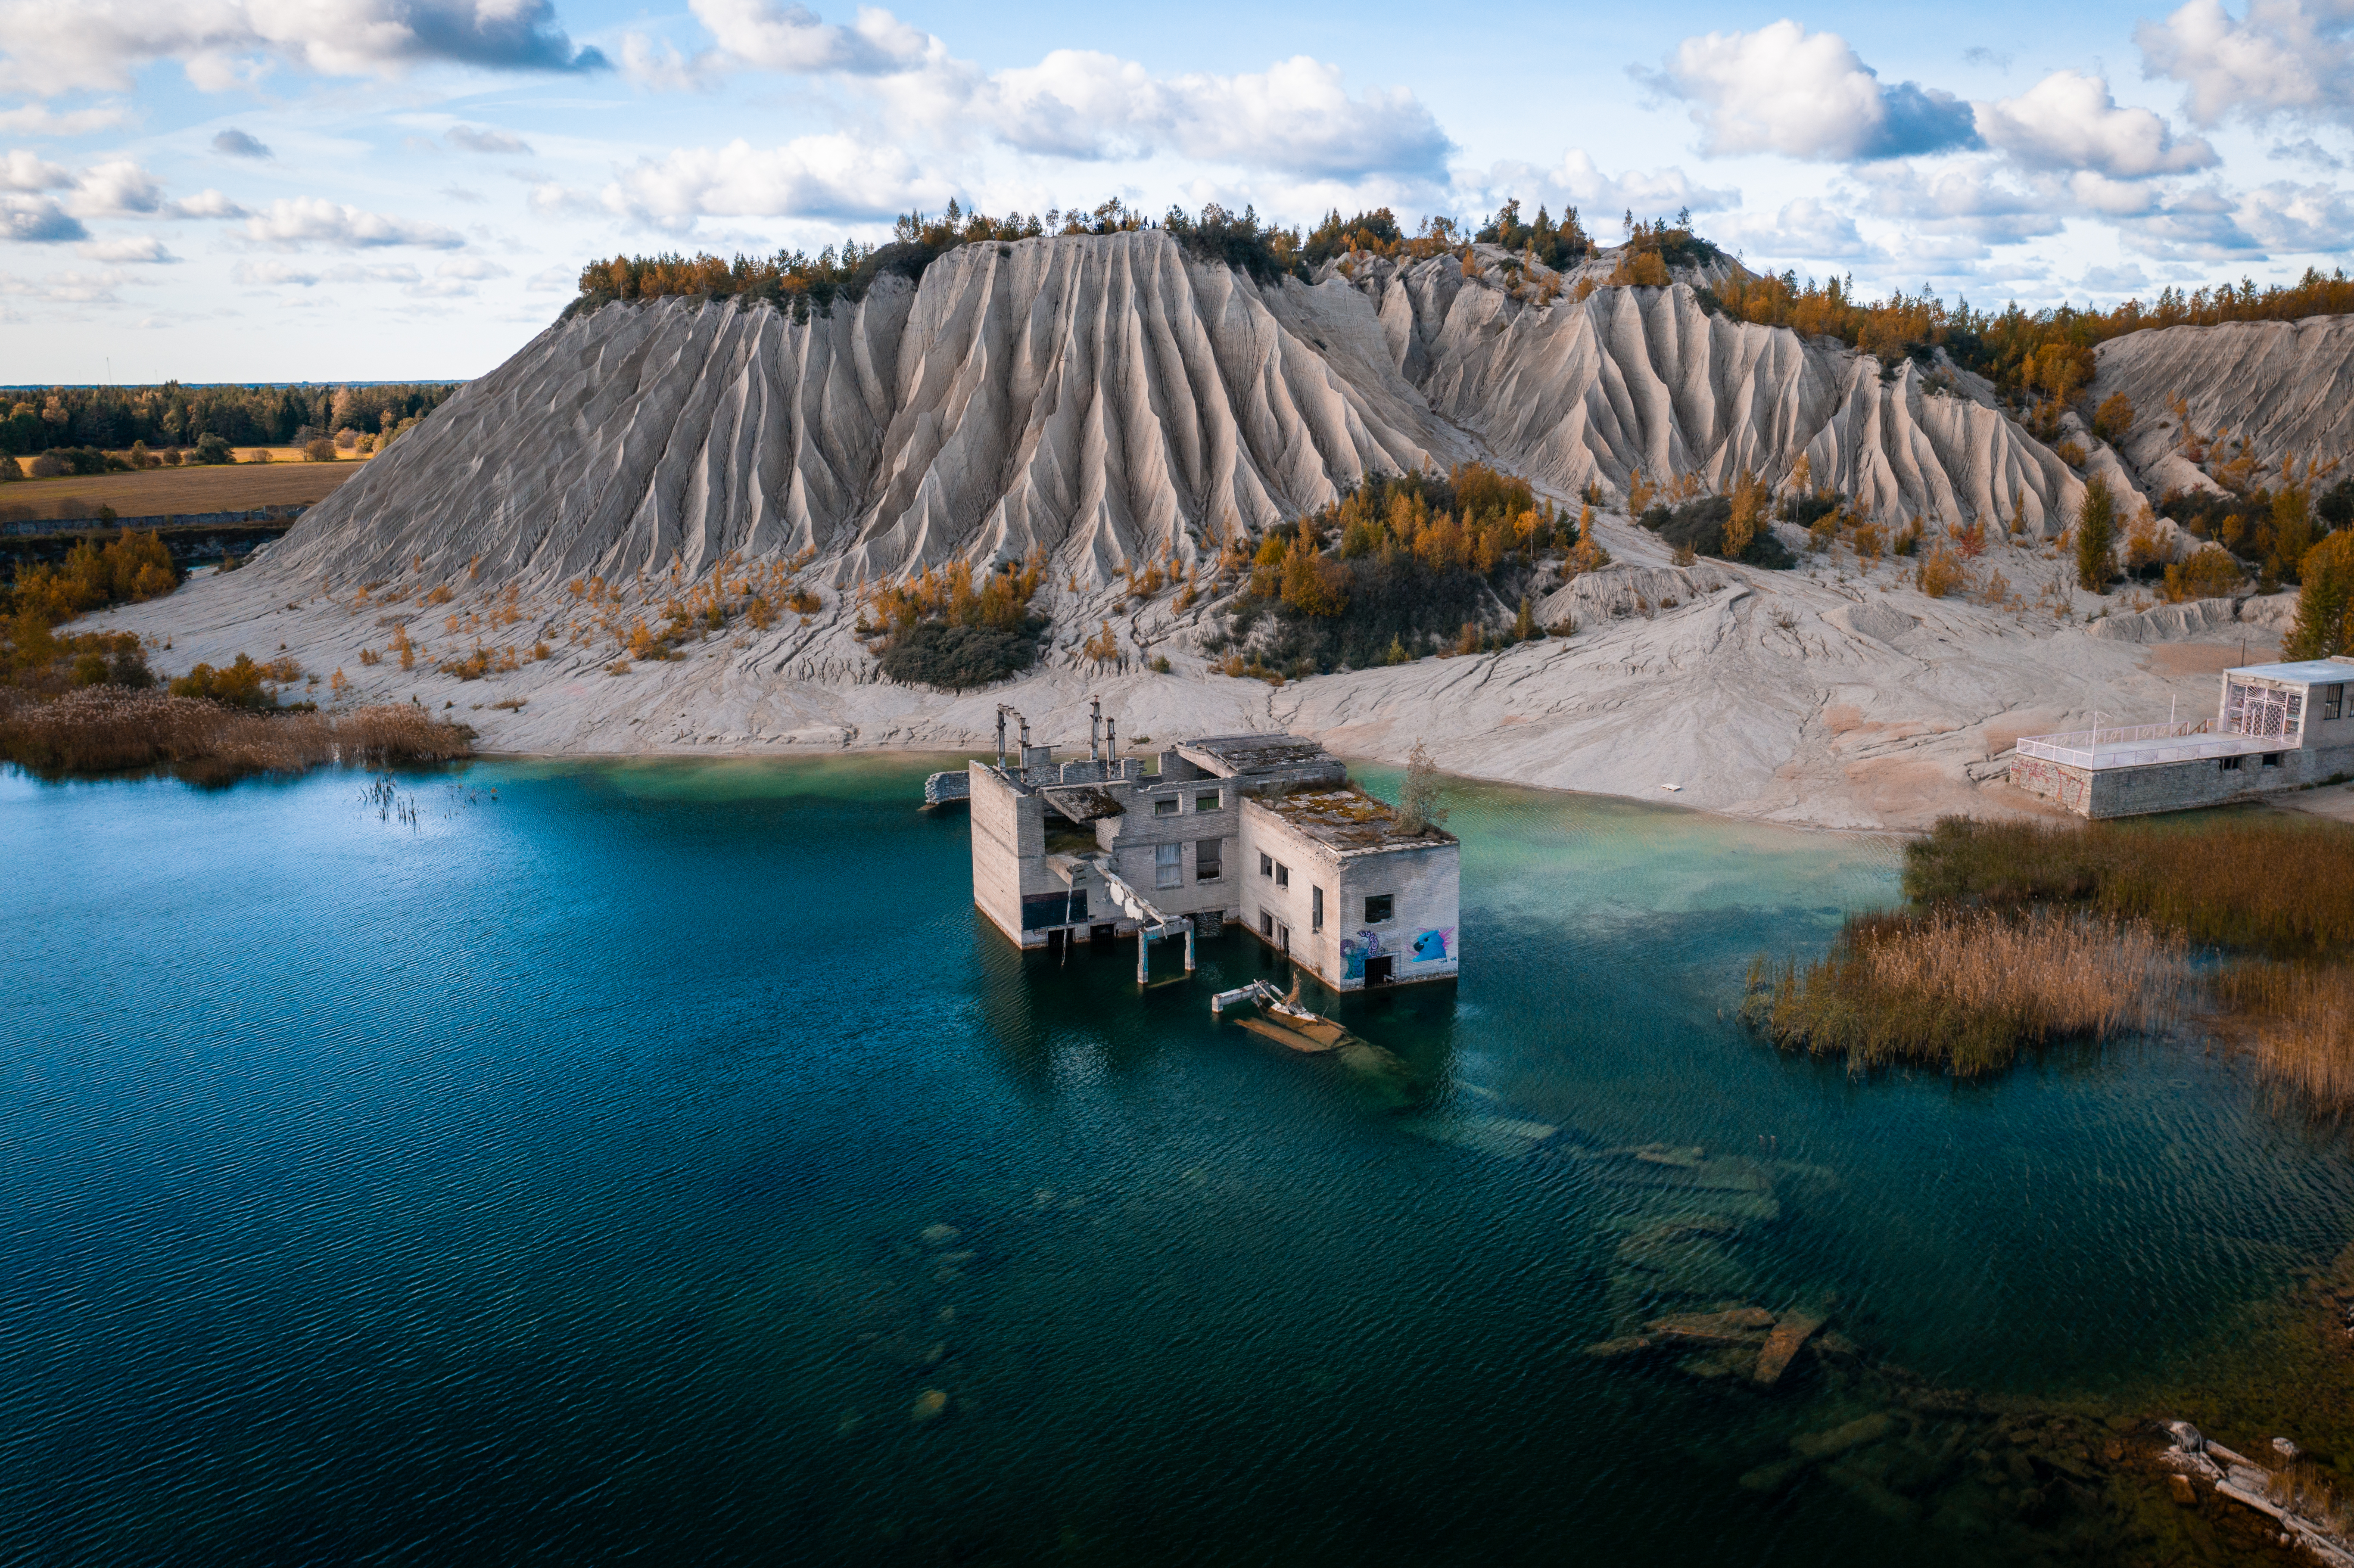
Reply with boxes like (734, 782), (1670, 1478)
(89, 506), (2324, 834)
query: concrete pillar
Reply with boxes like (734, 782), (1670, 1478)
(1137, 928), (1150, 986)
(1184, 924), (1196, 973)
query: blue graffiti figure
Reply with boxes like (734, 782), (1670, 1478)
(1341, 940), (1365, 980)
(1411, 927), (1452, 963)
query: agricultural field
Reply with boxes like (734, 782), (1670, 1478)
(0, 454), (371, 523)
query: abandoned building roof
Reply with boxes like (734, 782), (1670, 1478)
(1251, 787), (1455, 851)
(1042, 786), (1125, 822)
(1177, 733), (1334, 776)
(2229, 659), (2354, 685)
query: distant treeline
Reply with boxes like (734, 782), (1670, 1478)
(1, 382), (459, 457)
(568, 196), (1653, 317)
(1702, 267), (2354, 402)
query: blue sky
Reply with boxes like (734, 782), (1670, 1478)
(3, 0), (2350, 381)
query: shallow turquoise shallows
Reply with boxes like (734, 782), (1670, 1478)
(4, 756), (2348, 1565)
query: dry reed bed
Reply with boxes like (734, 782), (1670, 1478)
(0, 686), (471, 783)
(1903, 815), (2354, 955)
(1749, 908), (2184, 1076)
(2216, 963), (2354, 1108)
(1758, 815), (2354, 1107)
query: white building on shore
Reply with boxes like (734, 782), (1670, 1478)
(2010, 658), (2354, 818)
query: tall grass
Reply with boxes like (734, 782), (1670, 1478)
(1749, 908), (2183, 1076)
(2216, 962), (2354, 1107)
(1903, 815), (2354, 956)
(0, 687), (472, 784)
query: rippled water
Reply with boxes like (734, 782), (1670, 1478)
(6, 756), (2350, 1564)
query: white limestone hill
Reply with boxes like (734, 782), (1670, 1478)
(1322, 248), (2083, 534)
(267, 230), (2092, 605)
(2091, 315), (2354, 499)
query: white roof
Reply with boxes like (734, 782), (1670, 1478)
(2229, 659), (2354, 684)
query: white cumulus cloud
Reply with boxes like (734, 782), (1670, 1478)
(2137, 0), (2354, 130)
(1974, 71), (2217, 178)
(603, 135), (950, 227)
(1643, 22), (1978, 161)
(955, 52), (1452, 181)
(242, 197), (466, 249)
(78, 233), (177, 262)
(0, 0), (607, 97)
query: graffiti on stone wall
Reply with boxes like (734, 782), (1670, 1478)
(1411, 927), (1454, 963)
(1342, 928), (1381, 980)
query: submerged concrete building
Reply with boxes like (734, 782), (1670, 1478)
(2010, 658), (2354, 818)
(955, 726), (1460, 989)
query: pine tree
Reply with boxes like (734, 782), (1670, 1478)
(2074, 476), (2117, 591)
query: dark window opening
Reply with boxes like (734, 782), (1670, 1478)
(1365, 894), (1394, 924)
(1311, 886), (1324, 932)
(1260, 910), (1274, 938)
(2220, 756), (2242, 772)
(2263, 752), (2283, 767)
(2325, 684), (2345, 722)
(1196, 837), (1224, 882)
(1196, 791), (1220, 812)
(1277, 922), (1291, 955)
(1275, 862), (1289, 889)
(1153, 796), (1178, 816)
(1155, 842), (1183, 889)
(1260, 852), (1273, 879)
(1365, 954), (1395, 986)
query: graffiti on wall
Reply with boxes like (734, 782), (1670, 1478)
(1411, 927), (1454, 963)
(1341, 928), (1382, 980)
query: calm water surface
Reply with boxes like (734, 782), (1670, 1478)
(5, 756), (2350, 1564)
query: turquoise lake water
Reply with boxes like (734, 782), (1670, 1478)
(6, 755), (2351, 1564)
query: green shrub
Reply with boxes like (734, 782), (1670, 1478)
(1639, 495), (1796, 568)
(878, 620), (1042, 690)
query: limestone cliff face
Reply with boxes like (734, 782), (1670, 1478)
(271, 232), (2353, 600)
(272, 230), (1445, 594)
(2091, 316), (2354, 497)
(1326, 250), (2082, 534)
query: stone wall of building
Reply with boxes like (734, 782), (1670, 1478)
(2010, 744), (2354, 818)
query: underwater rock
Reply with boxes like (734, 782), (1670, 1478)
(912, 1389), (948, 1422)
(1678, 1345), (1761, 1379)
(920, 1225), (959, 1246)
(1792, 1411), (1899, 1460)
(1753, 1312), (1824, 1386)
(1822, 1459), (1921, 1525)
(1582, 1335), (1655, 1358)
(1645, 1307), (1775, 1341)
(1738, 1457), (1806, 1494)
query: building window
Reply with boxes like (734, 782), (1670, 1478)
(2263, 752), (2283, 768)
(1260, 910), (1274, 938)
(2326, 684), (2346, 722)
(1275, 862), (1289, 889)
(1155, 842), (1183, 888)
(1312, 886), (1324, 932)
(2220, 756), (2242, 772)
(1196, 791), (1220, 812)
(1154, 796), (1178, 816)
(1260, 852), (1273, 879)
(1365, 893), (1394, 923)
(1196, 838), (1223, 882)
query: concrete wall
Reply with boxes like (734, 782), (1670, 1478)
(2011, 744), (2354, 818)
(967, 762), (1034, 942)
(1097, 776), (1239, 922)
(1236, 803), (1460, 990)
